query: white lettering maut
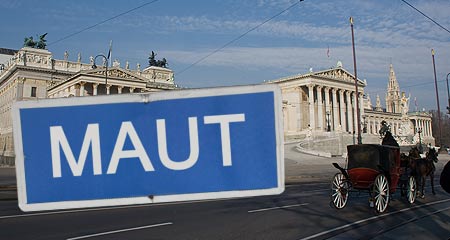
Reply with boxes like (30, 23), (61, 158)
(107, 121), (154, 174)
(49, 113), (245, 177)
(157, 117), (199, 170)
(50, 124), (101, 178)
(204, 114), (246, 166)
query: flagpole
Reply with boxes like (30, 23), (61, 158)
(327, 45), (331, 67)
(108, 40), (113, 67)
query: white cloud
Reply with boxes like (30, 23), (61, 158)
(164, 43), (449, 110)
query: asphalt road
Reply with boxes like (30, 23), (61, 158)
(0, 143), (449, 239)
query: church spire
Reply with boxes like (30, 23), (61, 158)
(386, 64), (401, 113)
(388, 64), (399, 91)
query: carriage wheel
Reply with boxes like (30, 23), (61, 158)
(373, 174), (389, 213)
(407, 176), (417, 204)
(331, 173), (349, 209)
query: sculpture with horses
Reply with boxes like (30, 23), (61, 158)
(330, 129), (439, 213)
(23, 33), (47, 49)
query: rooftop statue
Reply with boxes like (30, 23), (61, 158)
(23, 33), (48, 49)
(24, 36), (36, 48)
(36, 33), (48, 49)
(148, 51), (168, 68)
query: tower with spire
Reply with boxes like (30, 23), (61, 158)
(385, 64), (401, 113)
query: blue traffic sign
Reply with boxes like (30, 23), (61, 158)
(13, 84), (284, 211)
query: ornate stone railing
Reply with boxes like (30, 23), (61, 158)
(0, 47), (92, 79)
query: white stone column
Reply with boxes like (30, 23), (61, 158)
(420, 119), (424, 134)
(346, 90), (353, 133)
(106, 84), (111, 95)
(282, 104), (288, 134)
(421, 120), (424, 136)
(352, 92), (358, 134)
(317, 85), (323, 130)
(297, 87), (303, 131)
(417, 118), (423, 134)
(372, 119), (378, 134)
(370, 119), (377, 134)
(74, 85), (80, 97)
(428, 120), (432, 136)
(418, 120), (422, 134)
(308, 84), (315, 130)
(93, 83), (98, 96)
(425, 119), (429, 136)
(118, 86), (123, 94)
(16, 77), (25, 101)
(359, 92), (364, 129)
(324, 87), (330, 130)
(339, 90), (346, 131)
(332, 88), (338, 131)
(375, 120), (378, 134)
(429, 120), (432, 136)
(423, 120), (426, 136)
(79, 82), (85, 97)
(130, 87), (135, 93)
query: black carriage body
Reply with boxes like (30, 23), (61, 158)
(347, 144), (400, 192)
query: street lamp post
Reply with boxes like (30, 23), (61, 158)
(350, 17), (361, 144)
(326, 111), (331, 132)
(446, 73), (450, 114)
(92, 54), (109, 89)
(431, 49), (442, 147)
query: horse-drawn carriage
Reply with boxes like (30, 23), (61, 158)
(331, 144), (417, 213)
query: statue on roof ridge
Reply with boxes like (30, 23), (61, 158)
(23, 33), (47, 49)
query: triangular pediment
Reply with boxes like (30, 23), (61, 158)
(85, 67), (145, 82)
(314, 68), (363, 84)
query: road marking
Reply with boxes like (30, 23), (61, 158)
(0, 198), (234, 220)
(285, 183), (329, 188)
(375, 206), (450, 236)
(299, 198), (450, 240)
(66, 222), (173, 240)
(248, 203), (309, 213)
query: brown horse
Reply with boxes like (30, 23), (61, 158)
(399, 152), (411, 197)
(408, 147), (439, 198)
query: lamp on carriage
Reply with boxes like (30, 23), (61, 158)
(326, 111), (331, 132)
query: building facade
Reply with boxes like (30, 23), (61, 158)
(0, 46), (435, 159)
(273, 62), (366, 135)
(271, 62), (434, 154)
(0, 47), (177, 157)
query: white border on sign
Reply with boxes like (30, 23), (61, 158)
(12, 84), (284, 212)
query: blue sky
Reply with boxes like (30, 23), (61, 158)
(1, 0), (450, 111)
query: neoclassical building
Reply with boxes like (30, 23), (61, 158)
(0, 46), (435, 159)
(274, 62), (366, 135)
(271, 62), (434, 155)
(0, 47), (177, 157)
